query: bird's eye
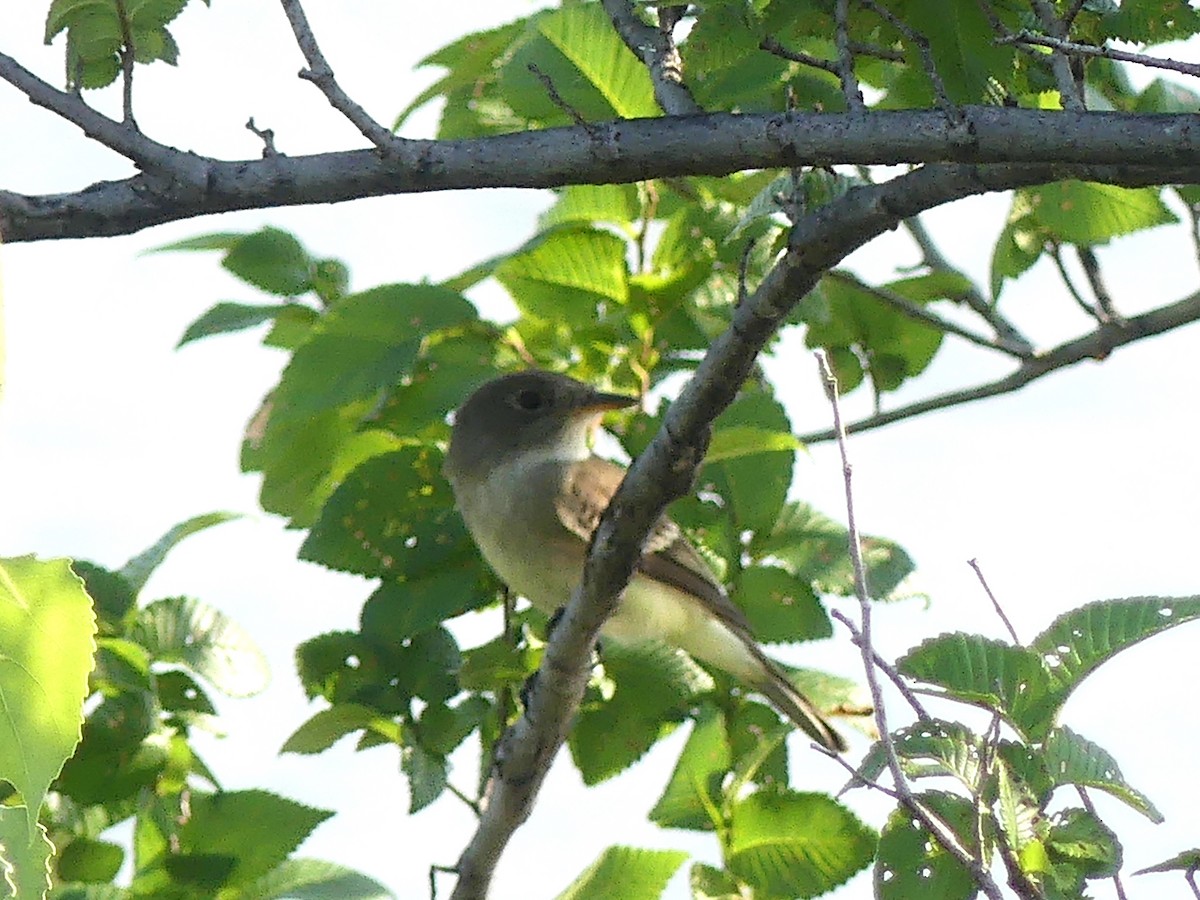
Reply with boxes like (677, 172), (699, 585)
(514, 389), (545, 411)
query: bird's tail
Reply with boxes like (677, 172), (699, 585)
(752, 651), (848, 753)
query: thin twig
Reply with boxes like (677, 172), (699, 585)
(1049, 242), (1104, 322)
(1185, 194), (1200, 273)
(278, 0), (402, 153)
(600, 0), (703, 115)
(816, 351), (1005, 900)
(1077, 786), (1130, 900)
(1187, 869), (1200, 900)
(245, 118), (278, 158)
(834, 0), (865, 110)
(825, 269), (1023, 356)
(527, 63), (590, 128)
(113, 0), (136, 125)
(968, 558), (1021, 645)
(862, 0), (956, 114)
(1030, 1), (1087, 109)
(817, 742), (903, 799)
(849, 40), (905, 63)
(895, 203), (1034, 356)
(760, 36), (839, 76)
(1062, 0), (1088, 29)
(999, 30), (1200, 80)
(796, 288), (1200, 443)
(831, 609), (930, 719)
(1076, 246), (1124, 325)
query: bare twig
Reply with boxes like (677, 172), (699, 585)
(818, 742), (903, 799)
(816, 351), (1004, 900)
(1077, 246), (1124, 325)
(862, 0), (957, 114)
(1030, 0), (1087, 109)
(1049, 242), (1105, 322)
(245, 118), (278, 158)
(849, 40), (905, 63)
(834, 0), (865, 110)
(998, 30), (1200, 80)
(601, 0), (703, 115)
(897, 209), (1033, 355)
(830, 609), (930, 719)
(278, 0), (402, 153)
(968, 558), (1021, 645)
(797, 288), (1200, 442)
(1062, 0), (1089, 30)
(825, 269), (1023, 356)
(760, 36), (840, 76)
(1184, 193), (1200, 273)
(1187, 868), (1200, 900)
(527, 63), (590, 128)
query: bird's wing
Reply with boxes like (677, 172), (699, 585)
(555, 456), (753, 634)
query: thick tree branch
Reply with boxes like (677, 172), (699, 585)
(797, 288), (1200, 443)
(5, 107), (1200, 242)
(448, 159), (1081, 899)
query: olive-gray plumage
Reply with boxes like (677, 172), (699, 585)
(443, 369), (845, 752)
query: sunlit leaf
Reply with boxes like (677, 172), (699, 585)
(555, 846), (687, 900)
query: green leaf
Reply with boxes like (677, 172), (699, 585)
(221, 228), (315, 296)
(898, 633), (1056, 740)
(689, 863), (745, 900)
(649, 711), (729, 831)
(402, 744), (447, 814)
(735, 565), (831, 643)
(232, 857), (394, 900)
(900, 1), (1016, 104)
(171, 790), (332, 889)
(130, 596), (269, 698)
(1042, 726), (1162, 822)
(1031, 596), (1200, 711)
(177, 302), (307, 348)
(148, 230), (245, 253)
(806, 273), (944, 394)
(751, 502), (917, 600)
(1134, 848), (1200, 876)
(570, 642), (711, 785)
(852, 719), (989, 794)
(541, 184), (640, 231)
(539, 5), (658, 118)
(1045, 807), (1121, 882)
(281, 704), (398, 755)
(301, 446), (479, 585)
(71, 561), (138, 629)
(496, 228), (630, 326)
(727, 789), (875, 897)
(118, 512), (239, 594)
(1098, 0), (1200, 43)
(1021, 182), (1177, 245)
(700, 391), (795, 534)
(555, 846), (687, 900)
(56, 837), (124, 883)
(269, 283), (477, 423)
(875, 791), (978, 900)
(705, 426), (801, 463)
(0, 556), (97, 834)
(0, 807), (54, 899)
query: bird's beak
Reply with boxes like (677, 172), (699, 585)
(577, 390), (639, 413)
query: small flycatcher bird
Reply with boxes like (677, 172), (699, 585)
(444, 369), (846, 752)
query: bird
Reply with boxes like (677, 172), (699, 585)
(443, 368), (846, 752)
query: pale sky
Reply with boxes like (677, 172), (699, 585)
(1, 3), (1197, 899)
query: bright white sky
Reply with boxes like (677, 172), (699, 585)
(1, 3), (1198, 899)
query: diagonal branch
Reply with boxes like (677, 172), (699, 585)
(0, 50), (201, 177)
(446, 158), (1092, 900)
(797, 288), (1200, 443)
(600, 0), (702, 115)
(824, 269), (1026, 357)
(278, 0), (409, 154)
